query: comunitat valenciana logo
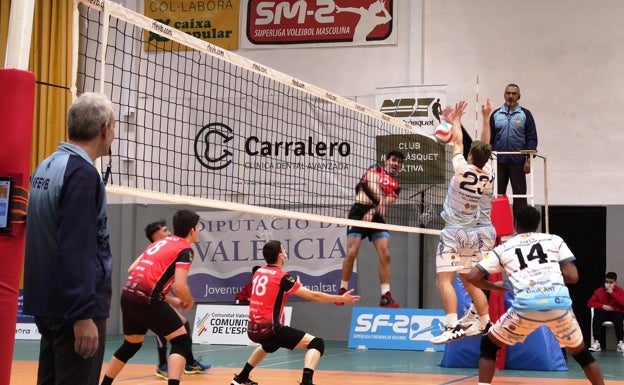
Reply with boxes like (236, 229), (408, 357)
(194, 122), (351, 170)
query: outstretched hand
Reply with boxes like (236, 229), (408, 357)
(338, 288), (361, 304)
(481, 97), (493, 117)
(452, 100), (467, 120)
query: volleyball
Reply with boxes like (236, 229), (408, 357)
(434, 122), (453, 144)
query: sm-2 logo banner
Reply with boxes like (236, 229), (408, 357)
(348, 307), (446, 351)
(188, 210), (351, 302)
(242, 0), (397, 48)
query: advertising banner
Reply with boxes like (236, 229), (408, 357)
(375, 85), (447, 137)
(242, 0), (397, 48)
(15, 290), (40, 340)
(192, 304), (292, 345)
(348, 307), (446, 351)
(188, 210), (350, 302)
(144, 0), (240, 50)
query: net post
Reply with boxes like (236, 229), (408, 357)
(3, 0), (35, 70)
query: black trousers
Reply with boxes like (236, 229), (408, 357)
(35, 317), (107, 385)
(496, 163), (527, 211)
(592, 309), (624, 342)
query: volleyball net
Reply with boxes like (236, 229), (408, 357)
(73, 0), (452, 234)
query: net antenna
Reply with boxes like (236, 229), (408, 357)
(475, 74), (479, 138)
(73, 0), (452, 236)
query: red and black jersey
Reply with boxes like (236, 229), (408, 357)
(355, 165), (401, 204)
(248, 265), (301, 331)
(122, 236), (193, 304)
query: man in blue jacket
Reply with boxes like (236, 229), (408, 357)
(24, 92), (116, 385)
(489, 84), (538, 211)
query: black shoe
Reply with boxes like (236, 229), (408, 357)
(231, 374), (259, 385)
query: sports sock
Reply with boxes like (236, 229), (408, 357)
(480, 314), (491, 328)
(340, 281), (349, 290)
(183, 321), (197, 362)
(238, 362), (254, 379)
(381, 283), (390, 295)
(301, 367), (314, 385)
(446, 313), (458, 326)
(157, 335), (167, 366)
(100, 375), (113, 385)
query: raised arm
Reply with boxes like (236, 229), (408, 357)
(480, 98), (493, 144)
(451, 100), (467, 157)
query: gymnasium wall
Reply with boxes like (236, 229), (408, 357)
(104, 0), (624, 339)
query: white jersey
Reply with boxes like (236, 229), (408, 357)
(441, 154), (493, 227)
(477, 161), (495, 225)
(478, 232), (575, 311)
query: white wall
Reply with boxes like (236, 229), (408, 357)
(120, 0), (624, 204)
(422, 0), (624, 205)
(232, 0), (624, 205)
(102, 1), (624, 338)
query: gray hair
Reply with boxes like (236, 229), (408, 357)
(67, 92), (115, 141)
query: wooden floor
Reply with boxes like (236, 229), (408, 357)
(11, 362), (624, 385)
(11, 336), (624, 384)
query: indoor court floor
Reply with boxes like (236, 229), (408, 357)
(11, 336), (624, 384)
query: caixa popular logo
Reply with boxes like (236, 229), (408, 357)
(194, 122), (234, 170)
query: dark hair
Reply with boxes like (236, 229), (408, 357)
(172, 209), (200, 237)
(514, 205), (541, 233)
(144, 220), (167, 242)
(252, 265), (261, 274)
(386, 150), (405, 161)
(506, 83), (520, 92)
(68, 92), (115, 141)
(469, 140), (492, 169)
(262, 240), (282, 264)
(606, 271), (617, 281)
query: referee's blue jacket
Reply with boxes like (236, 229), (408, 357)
(24, 142), (112, 323)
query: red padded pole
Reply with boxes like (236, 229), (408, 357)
(0, 68), (35, 385)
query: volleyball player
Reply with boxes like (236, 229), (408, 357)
(467, 205), (605, 385)
(232, 240), (360, 385)
(335, 150), (405, 308)
(128, 220), (211, 380)
(100, 210), (201, 385)
(430, 101), (494, 344)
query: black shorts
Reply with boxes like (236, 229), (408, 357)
(248, 324), (306, 352)
(346, 203), (388, 241)
(120, 296), (183, 337)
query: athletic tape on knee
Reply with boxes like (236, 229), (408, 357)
(479, 335), (500, 361)
(308, 337), (325, 356)
(169, 334), (193, 361)
(572, 348), (595, 368)
(114, 340), (142, 363)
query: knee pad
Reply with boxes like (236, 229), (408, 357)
(479, 335), (500, 361)
(308, 337), (325, 356)
(572, 347), (595, 368)
(261, 344), (279, 353)
(114, 340), (142, 363)
(169, 334), (193, 361)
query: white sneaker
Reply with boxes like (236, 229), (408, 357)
(617, 341), (624, 353)
(458, 310), (479, 329)
(430, 324), (466, 344)
(589, 340), (601, 352)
